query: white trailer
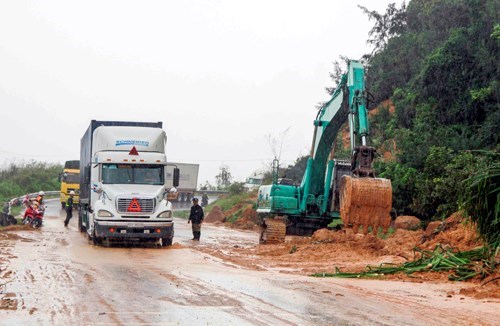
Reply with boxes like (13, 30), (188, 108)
(79, 120), (179, 246)
(166, 163), (199, 202)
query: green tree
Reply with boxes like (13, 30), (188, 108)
(215, 165), (232, 190)
(0, 161), (62, 202)
(375, 160), (418, 215)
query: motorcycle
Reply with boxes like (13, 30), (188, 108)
(23, 204), (44, 228)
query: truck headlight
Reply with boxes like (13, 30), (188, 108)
(157, 211), (172, 219)
(97, 209), (114, 217)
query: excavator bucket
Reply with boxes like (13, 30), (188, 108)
(340, 176), (392, 235)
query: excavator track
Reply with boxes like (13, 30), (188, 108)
(340, 176), (392, 235)
(259, 217), (286, 244)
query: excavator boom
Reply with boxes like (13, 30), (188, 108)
(257, 60), (392, 242)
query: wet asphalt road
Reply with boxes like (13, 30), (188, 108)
(1, 199), (499, 325)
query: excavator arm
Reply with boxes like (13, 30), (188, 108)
(300, 61), (371, 214)
(257, 60), (392, 242)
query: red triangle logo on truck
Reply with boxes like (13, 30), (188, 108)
(129, 146), (139, 155)
(127, 198), (142, 212)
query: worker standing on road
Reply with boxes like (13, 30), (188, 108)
(64, 191), (75, 227)
(188, 197), (204, 241)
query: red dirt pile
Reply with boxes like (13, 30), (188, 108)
(254, 211), (486, 274)
(223, 204), (244, 219)
(231, 206), (259, 230)
(204, 206), (225, 223)
(311, 228), (337, 242)
(423, 221), (442, 238)
(420, 212), (483, 252)
(0, 224), (34, 233)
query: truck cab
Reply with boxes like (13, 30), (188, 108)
(59, 160), (80, 209)
(244, 173), (264, 191)
(79, 121), (179, 246)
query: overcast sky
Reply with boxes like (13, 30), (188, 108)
(0, 0), (397, 186)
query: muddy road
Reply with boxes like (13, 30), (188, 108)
(1, 199), (499, 325)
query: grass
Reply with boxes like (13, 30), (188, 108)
(460, 155), (499, 248)
(11, 205), (23, 217)
(205, 193), (255, 212)
(174, 210), (189, 219)
(173, 191), (257, 224)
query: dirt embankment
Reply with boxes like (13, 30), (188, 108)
(197, 212), (499, 299)
(204, 193), (260, 231)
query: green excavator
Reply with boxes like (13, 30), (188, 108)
(257, 60), (392, 243)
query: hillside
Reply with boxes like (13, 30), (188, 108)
(363, 0), (499, 224)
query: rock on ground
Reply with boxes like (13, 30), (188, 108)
(394, 216), (421, 230)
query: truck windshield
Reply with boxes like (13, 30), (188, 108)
(247, 178), (262, 185)
(63, 172), (80, 184)
(102, 164), (164, 185)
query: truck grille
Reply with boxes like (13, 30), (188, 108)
(121, 216), (150, 219)
(116, 198), (155, 213)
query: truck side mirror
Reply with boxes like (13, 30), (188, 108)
(173, 168), (180, 187)
(84, 166), (91, 184)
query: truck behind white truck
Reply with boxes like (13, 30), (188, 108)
(78, 120), (179, 246)
(166, 162), (199, 202)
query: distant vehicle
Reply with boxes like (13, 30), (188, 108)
(59, 160), (80, 209)
(244, 173), (264, 191)
(78, 120), (179, 246)
(165, 163), (199, 202)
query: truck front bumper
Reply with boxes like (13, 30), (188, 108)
(94, 220), (174, 239)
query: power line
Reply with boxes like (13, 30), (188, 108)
(0, 149), (71, 158)
(171, 158), (274, 162)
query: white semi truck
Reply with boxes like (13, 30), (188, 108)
(166, 162), (199, 202)
(78, 120), (179, 246)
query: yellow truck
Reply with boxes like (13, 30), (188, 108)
(59, 160), (80, 209)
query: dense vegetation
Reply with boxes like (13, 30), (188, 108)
(362, 0), (499, 246)
(362, 0), (498, 223)
(460, 152), (499, 246)
(0, 161), (62, 203)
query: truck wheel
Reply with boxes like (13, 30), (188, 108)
(91, 228), (102, 245)
(61, 202), (66, 209)
(162, 238), (172, 247)
(78, 213), (86, 232)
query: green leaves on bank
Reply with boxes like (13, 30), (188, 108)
(312, 245), (498, 281)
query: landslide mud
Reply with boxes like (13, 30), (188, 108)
(0, 199), (499, 325)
